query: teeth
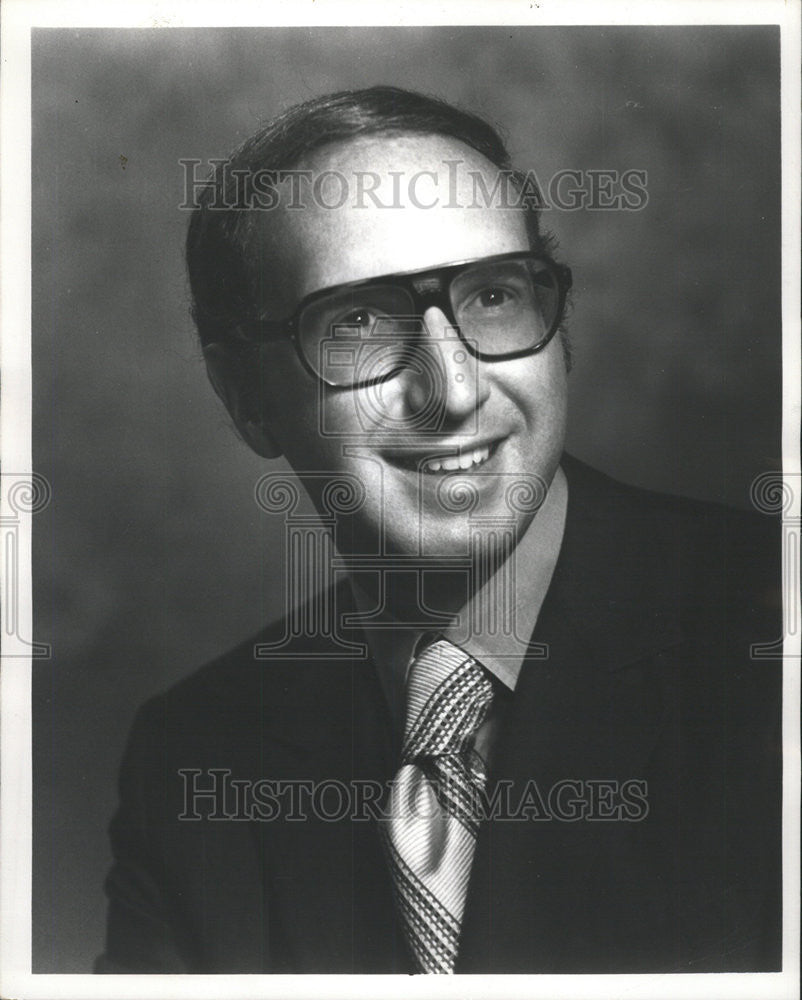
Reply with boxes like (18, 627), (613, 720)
(420, 444), (492, 474)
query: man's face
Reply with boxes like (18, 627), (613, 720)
(251, 134), (568, 560)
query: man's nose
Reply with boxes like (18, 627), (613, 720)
(400, 305), (490, 424)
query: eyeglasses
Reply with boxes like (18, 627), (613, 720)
(239, 251), (572, 389)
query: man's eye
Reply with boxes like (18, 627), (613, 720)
(475, 286), (515, 309)
(338, 307), (377, 329)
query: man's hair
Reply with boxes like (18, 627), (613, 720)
(186, 85), (569, 364)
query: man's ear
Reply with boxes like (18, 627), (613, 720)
(203, 342), (283, 459)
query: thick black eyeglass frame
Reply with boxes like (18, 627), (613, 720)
(240, 251), (572, 388)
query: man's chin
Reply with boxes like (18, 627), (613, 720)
(386, 520), (524, 572)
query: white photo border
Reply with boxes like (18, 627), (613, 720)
(1, 2), (799, 998)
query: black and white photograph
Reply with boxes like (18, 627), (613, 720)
(1, 2), (799, 997)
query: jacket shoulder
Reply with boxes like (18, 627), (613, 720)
(561, 453), (781, 607)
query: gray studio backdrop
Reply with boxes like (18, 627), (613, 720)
(32, 26), (780, 971)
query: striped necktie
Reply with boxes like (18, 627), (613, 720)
(381, 638), (494, 973)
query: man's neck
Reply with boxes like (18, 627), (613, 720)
(349, 465), (569, 731)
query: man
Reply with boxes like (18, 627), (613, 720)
(97, 86), (782, 974)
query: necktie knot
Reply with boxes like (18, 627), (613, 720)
(402, 638), (493, 768)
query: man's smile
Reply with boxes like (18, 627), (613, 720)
(381, 437), (504, 475)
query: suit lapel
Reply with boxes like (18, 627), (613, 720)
(456, 456), (683, 972)
(252, 588), (411, 972)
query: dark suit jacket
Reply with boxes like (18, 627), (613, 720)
(97, 456), (782, 973)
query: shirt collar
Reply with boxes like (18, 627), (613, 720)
(351, 465), (568, 729)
